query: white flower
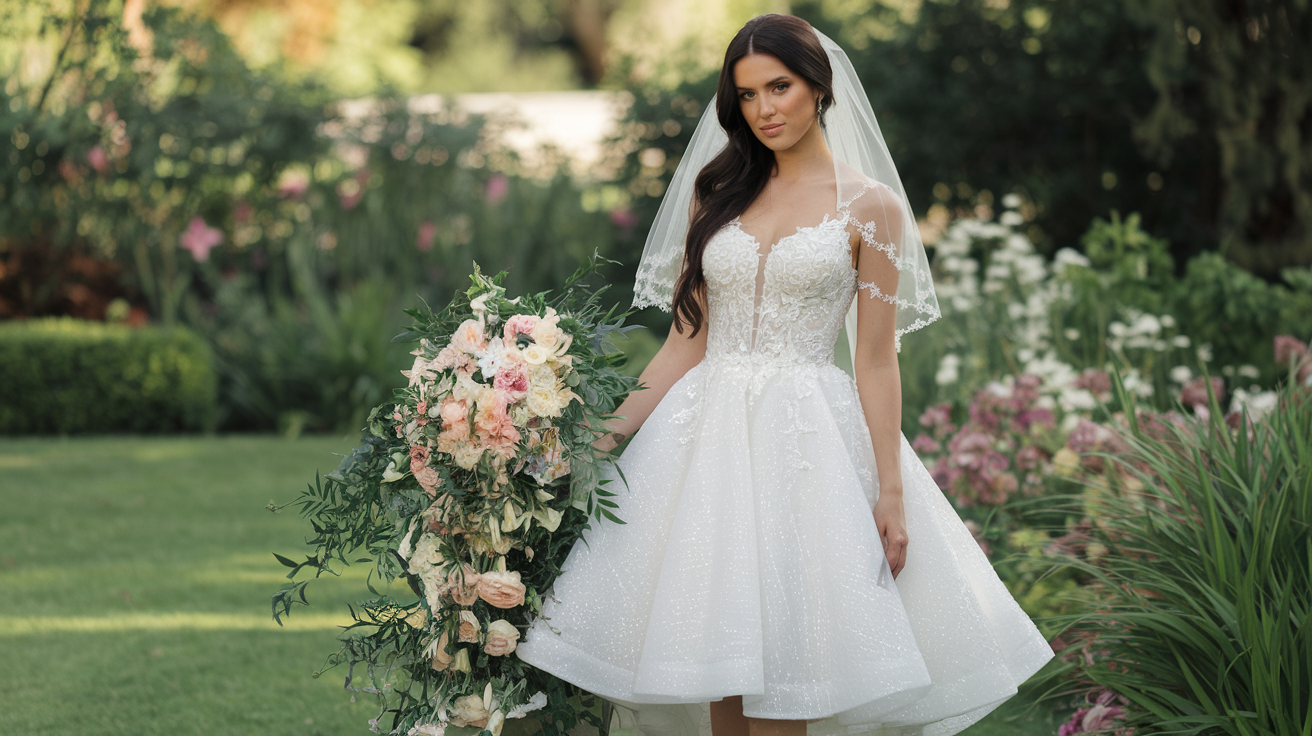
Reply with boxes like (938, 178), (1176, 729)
(1064, 328), (1080, 341)
(1170, 365), (1193, 384)
(1197, 342), (1214, 362)
(506, 691), (548, 719)
(1002, 193), (1023, 209)
(1237, 364), (1261, 379)
(1131, 314), (1162, 336)
(1053, 248), (1091, 269)
(1160, 314), (1176, 328)
(522, 344), (549, 365)
(476, 336), (507, 377)
(1000, 210), (1024, 227)
(1171, 335), (1191, 349)
(407, 533), (445, 576)
(408, 723), (445, 736)
(469, 293), (490, 317)
(1059, 388), (1097, 411)
(935, 353), (960, 386)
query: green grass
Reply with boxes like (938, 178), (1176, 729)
(0, 435), (1065, 736)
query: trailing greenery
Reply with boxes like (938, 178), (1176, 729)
(0, 317), (217, 434)
(1045, 379), (1312, 735)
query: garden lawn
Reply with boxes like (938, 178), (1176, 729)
(0, 435), (1063, 736)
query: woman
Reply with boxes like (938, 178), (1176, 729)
(514, 14), (1054, 736)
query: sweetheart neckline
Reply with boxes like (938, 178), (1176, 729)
(724, 213), (858, 274)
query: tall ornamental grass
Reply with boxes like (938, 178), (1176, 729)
(1052, 381), (1311, 736)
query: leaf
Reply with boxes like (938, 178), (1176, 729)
(273, 553), (299, 568)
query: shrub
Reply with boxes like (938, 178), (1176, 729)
(1046, 380), (1312, 735)
(0, 318), (217, 434)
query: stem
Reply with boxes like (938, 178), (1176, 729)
(36, 1), (87, 113)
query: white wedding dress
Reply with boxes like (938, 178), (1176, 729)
(514, 183), (1054, 736)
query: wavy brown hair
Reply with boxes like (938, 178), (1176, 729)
(670, 13), (834, 337)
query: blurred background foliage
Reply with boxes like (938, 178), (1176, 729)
(1, 0), (1308, 435)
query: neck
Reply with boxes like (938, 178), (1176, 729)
(771, 122), (833, 183)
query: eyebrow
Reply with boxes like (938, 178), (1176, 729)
(736, 75), (791, 90)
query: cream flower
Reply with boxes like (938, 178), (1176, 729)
(404, 607), (428, 630)
(521, 344), (549, 365)
(450, 693), (489, 727)
(450, 646), (471, 673)
(407, 534), (445, 576)
(484, 619), (521, 656)
(457, 609), (482, 643)
(452, 442), (485, 470)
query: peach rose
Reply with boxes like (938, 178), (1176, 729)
(483, 619), (521, 656)
(477, 569), (526, 608)
(447, 564), (481, 606)
(449, 319), (486, 355)
(430, 630), (452, 671)
(457, 609), (481, 643)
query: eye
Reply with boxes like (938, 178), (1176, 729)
(739, 91), (755, 100)
(774, 83), (789, 93)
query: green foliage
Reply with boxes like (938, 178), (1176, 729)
(1046, 383), (1312, 735)
(0, 317), (217, 434)
(1127, 0), (1312, 275)
(1173, 252), (1312, 385)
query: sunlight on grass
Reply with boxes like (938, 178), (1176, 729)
(0, 612), (352, 635)
(0, 453), (38, 469)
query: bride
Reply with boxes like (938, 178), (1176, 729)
(514, 13), (1054, 736)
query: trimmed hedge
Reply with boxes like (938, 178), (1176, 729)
(0, 318), (217, 434)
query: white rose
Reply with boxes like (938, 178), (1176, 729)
(452, 443), (484, 470)
(407, 533), (445, 576)
(527, 384), (565, 418)
(521, 344), (549, 365)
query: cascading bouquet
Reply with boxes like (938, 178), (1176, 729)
(271, 255), (642, 736)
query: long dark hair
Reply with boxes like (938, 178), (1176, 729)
(670, 13), (834, 337)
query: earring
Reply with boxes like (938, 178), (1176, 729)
(816, 97), (823, 115)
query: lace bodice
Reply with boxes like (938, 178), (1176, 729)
(702, 211), (857, 368)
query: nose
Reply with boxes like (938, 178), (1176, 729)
(759, 96), (776, 118)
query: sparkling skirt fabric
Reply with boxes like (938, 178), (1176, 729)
(514, 358), (1055, 736)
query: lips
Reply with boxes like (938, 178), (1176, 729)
(760, 123), (784, 136)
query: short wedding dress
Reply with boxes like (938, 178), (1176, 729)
(514, 180), (1055, 736)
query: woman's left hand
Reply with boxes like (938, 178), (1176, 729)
(872, 491), (908, 579)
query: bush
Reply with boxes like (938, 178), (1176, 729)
(1046, 381), (1312, 735)
(0, 318), (217, 434)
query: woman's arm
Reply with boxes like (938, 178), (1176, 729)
(593, 289), (709, 452)
(851, 185), (908, 578)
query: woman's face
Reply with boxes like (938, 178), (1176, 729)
(732, 52), (820, 152)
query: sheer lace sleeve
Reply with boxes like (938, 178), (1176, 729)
(840, 177), (941, 352)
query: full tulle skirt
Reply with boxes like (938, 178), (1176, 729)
(514, 357), (1054, 736)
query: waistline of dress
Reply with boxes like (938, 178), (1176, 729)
(698, 352), (841, 372)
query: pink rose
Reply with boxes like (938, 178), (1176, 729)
(439, 399), (470, 437)
(483, 619), (521, 656)
(493, 355), (530, 400)
(474, 390), (521, 454)
(476, 570), (526, 608)
(502, 314), (540, 342)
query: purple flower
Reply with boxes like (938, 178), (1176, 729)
(179, 217), (223, 262)
(1016, 408), (1055, 432)
(1074, 368), (1113, 397)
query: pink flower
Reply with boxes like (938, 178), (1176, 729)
(484, 173), (509, 204)
(276, 169), (309, 199)
(1014, 444), (1047, 471)
(911, 434), (941, 455)
(233, 200), (254, 224)
(1015, 408), (1055, 432)
(439, 399), (470, 440)
(338, 168), (369, 210)
(449, 319), (487, 355)
(1274, 334), (1308, 366)
(493, 355), (530, 400)
(609, 208), (638, 229)
(416, 221), (437, 251)
(179, 217), (223, 262)
(918, 404), (955, 438)
(502, 314), (540, 342)
(86, 146), (108, 173)
(1074, 368), (1113, 397)
(1179, 376), (1225, 409)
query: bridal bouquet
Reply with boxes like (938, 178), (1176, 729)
(271, 255), (641, 736)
